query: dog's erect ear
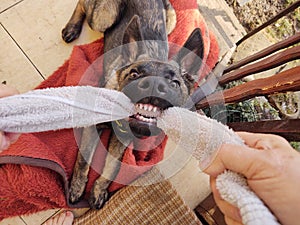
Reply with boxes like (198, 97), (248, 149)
(122, 15), (146, 62)
(172, 28), (204, 78)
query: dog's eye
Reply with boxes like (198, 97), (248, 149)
(128, 69), (140, 79)
(170, 80), (180, 89)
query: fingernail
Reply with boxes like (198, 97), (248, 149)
(198, 147), (221, 171)
(198, 157), (212, 171)
(191, 148), (211, 169)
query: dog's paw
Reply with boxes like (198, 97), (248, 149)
(89, 187), (109, 209)
(69, 179), (86, 204)
(62, 23), (82, 43)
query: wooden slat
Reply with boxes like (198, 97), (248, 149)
(194, 194), (226, 225)
(236, 0), (300, 45)
(197, 66), (300, 108)
(228, 119), (300, 141)
(225, 33), (300, 73)
(219, 45), (300, 86)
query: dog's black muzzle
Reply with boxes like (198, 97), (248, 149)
(123, 76), (183, 107)
(119, 76), (183, 137)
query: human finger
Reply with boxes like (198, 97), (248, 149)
(210, 177), (242, 223)
(0, 132), (8, 151)
(224, 215), (244, 225)
(0, 84), (20, 151)
(0, 132), (20, 152)
(5, 132), (20, 144)
(203, 143), (263, 177)
(0, 83), (19, 97)
(237, 132), (292, 151)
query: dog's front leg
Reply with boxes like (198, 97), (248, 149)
(69, 126), (100, 204)
(89, 133), (127, 209)
(62, 0), (86, 43)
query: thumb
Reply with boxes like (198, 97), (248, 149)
(203, 143), (262, 178)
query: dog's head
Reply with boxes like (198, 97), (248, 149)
(110, 16), (204, 138)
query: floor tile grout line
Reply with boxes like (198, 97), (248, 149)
(0, 22), (46, 81)
(19, 216), (28, 225)
(0, 0), (24, 14)
(36, 209), (62, 225)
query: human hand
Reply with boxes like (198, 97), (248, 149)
(204, 132), (300, 225)
(0, 84), (20, 151)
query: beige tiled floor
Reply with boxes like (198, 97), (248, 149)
(0, 0), (100, 92)
(21, 209), (63, 225)
(0, 0), (20, 13)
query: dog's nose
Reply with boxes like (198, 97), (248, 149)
(138, 76), (168, 96)
(122, 75), (182, 107)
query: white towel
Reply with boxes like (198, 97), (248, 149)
(0, 86), (279, 225)
(0, 86), (134, 133)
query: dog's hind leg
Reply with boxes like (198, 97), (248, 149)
(85, 0), (124, 33)
(89, 133), (127, 209)
(162, 0), (177, 35)
(62, 0), (86, 43)
(69, 126), (100, 204)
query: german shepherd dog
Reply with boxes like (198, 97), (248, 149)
(62, 0), (204, 209)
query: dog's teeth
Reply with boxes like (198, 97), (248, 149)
(136, 114), (143, 121)
(138, 115), (145, 122)
(149, 118), (155, 123)
(134, 113), (157, 123)
(134, 103), (161, 119)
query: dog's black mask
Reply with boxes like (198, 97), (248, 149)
(119, 61), (187, 137)
(110, 17), (204, 138)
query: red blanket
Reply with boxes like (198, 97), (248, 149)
(0, 0), (219, 220)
